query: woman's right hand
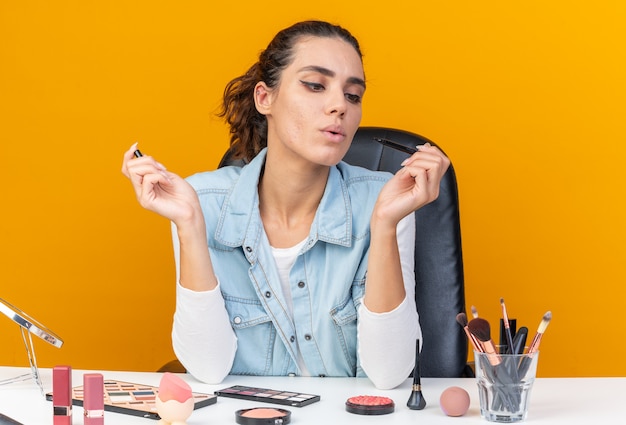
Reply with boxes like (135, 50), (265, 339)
(121, 143), (201, 225)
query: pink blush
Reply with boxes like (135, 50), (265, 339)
(236, 407), (292, 424)
(347, 395), (393, 406)
(345, 395), (395, 415)
(241, 408), (287, 418)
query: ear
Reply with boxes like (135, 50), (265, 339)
(254, 82), (272, 115)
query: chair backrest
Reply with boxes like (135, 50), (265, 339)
(218, 126), (468, 377)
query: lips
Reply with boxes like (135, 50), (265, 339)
(322, 125), (346, 142)
(323, 125), (345, 135)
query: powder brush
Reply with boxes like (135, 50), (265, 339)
(456, 312), (484, 353)
(467, 318), (501, 366)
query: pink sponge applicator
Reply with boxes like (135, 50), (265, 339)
(158, 372), (193, 403)
(156, 373), (194, 425)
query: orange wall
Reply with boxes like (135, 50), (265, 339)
(1, 1), (625, 377)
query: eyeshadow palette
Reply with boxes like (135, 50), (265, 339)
(46, 379), (216, 419)
(214, 385), (320, 407)
(0, 413), (23, 425)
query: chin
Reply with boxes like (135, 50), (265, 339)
(316, 155), (345, 167)
(317, 144), (351, 166)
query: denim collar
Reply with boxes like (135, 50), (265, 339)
(215, 148), (353, 250)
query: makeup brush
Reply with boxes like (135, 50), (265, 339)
(528, 311), (552, 354)
(470, 305), (479, 318)
(500, 298), (515, 354)
(467, 318), (501, 366)
(518, 312), (552, 380)
(456, 313), (484, 353)
(407, 338), (426, 410)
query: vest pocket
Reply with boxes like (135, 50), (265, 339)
(223, 295), (275, 375)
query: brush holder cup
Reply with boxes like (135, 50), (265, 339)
(474, 350), (539, 423)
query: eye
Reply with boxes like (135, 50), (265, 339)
(300, 80), (325, 92)
(345, 93), (362, 104)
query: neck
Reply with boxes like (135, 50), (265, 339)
(258, 151), (330, 247)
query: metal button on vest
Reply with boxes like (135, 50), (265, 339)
(233, 316), (242, 325)
(304, 334), (311, 341)
(290, 335), (295, 343)
(245, 246), (252, 252)
(265, 291), (271, 298)
(297, 281), (305, 288)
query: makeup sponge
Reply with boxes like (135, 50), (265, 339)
(158, 372), (193, 403)
(439, 386), (470, 417)
(156, 373), (194, 425)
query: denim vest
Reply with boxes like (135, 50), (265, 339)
(186, 149), (391, 377)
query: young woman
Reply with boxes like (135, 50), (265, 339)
(121, 20), (449, 389)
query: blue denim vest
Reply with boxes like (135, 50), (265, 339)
(186, 149), (391, 377)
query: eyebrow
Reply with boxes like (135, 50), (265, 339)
(298, 65), (366, 89)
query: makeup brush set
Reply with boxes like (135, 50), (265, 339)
(456, 299), (552, 415)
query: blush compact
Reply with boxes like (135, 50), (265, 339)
(235, 407), (291, 425)
(345, 395), (395, 415)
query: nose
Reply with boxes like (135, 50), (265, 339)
(325, 86), (347, 117)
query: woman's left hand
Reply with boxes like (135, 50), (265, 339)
(373, 143), (451, 227)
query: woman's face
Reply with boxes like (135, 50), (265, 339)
(258, 36), (365, 167)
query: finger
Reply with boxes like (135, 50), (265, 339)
(402, 162), (441, 205)
(124, 145), (169, 180)
(400, 145), (445, 168)
(413, 167), (429, 195)
(127, 142), (139, 156)
(137, 172), (172, 205)
(140, 172), (167, 189)
(402, 151), (449, 179)
(127, 163), (172, 193)
(124, 142), (140, 161)
(121, 142), (140, 176)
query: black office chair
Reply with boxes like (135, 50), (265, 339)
(159, 126), (469, 378)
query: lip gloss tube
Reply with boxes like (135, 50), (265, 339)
(83, 373), (104, 425)
(53, 366), (72, 425)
